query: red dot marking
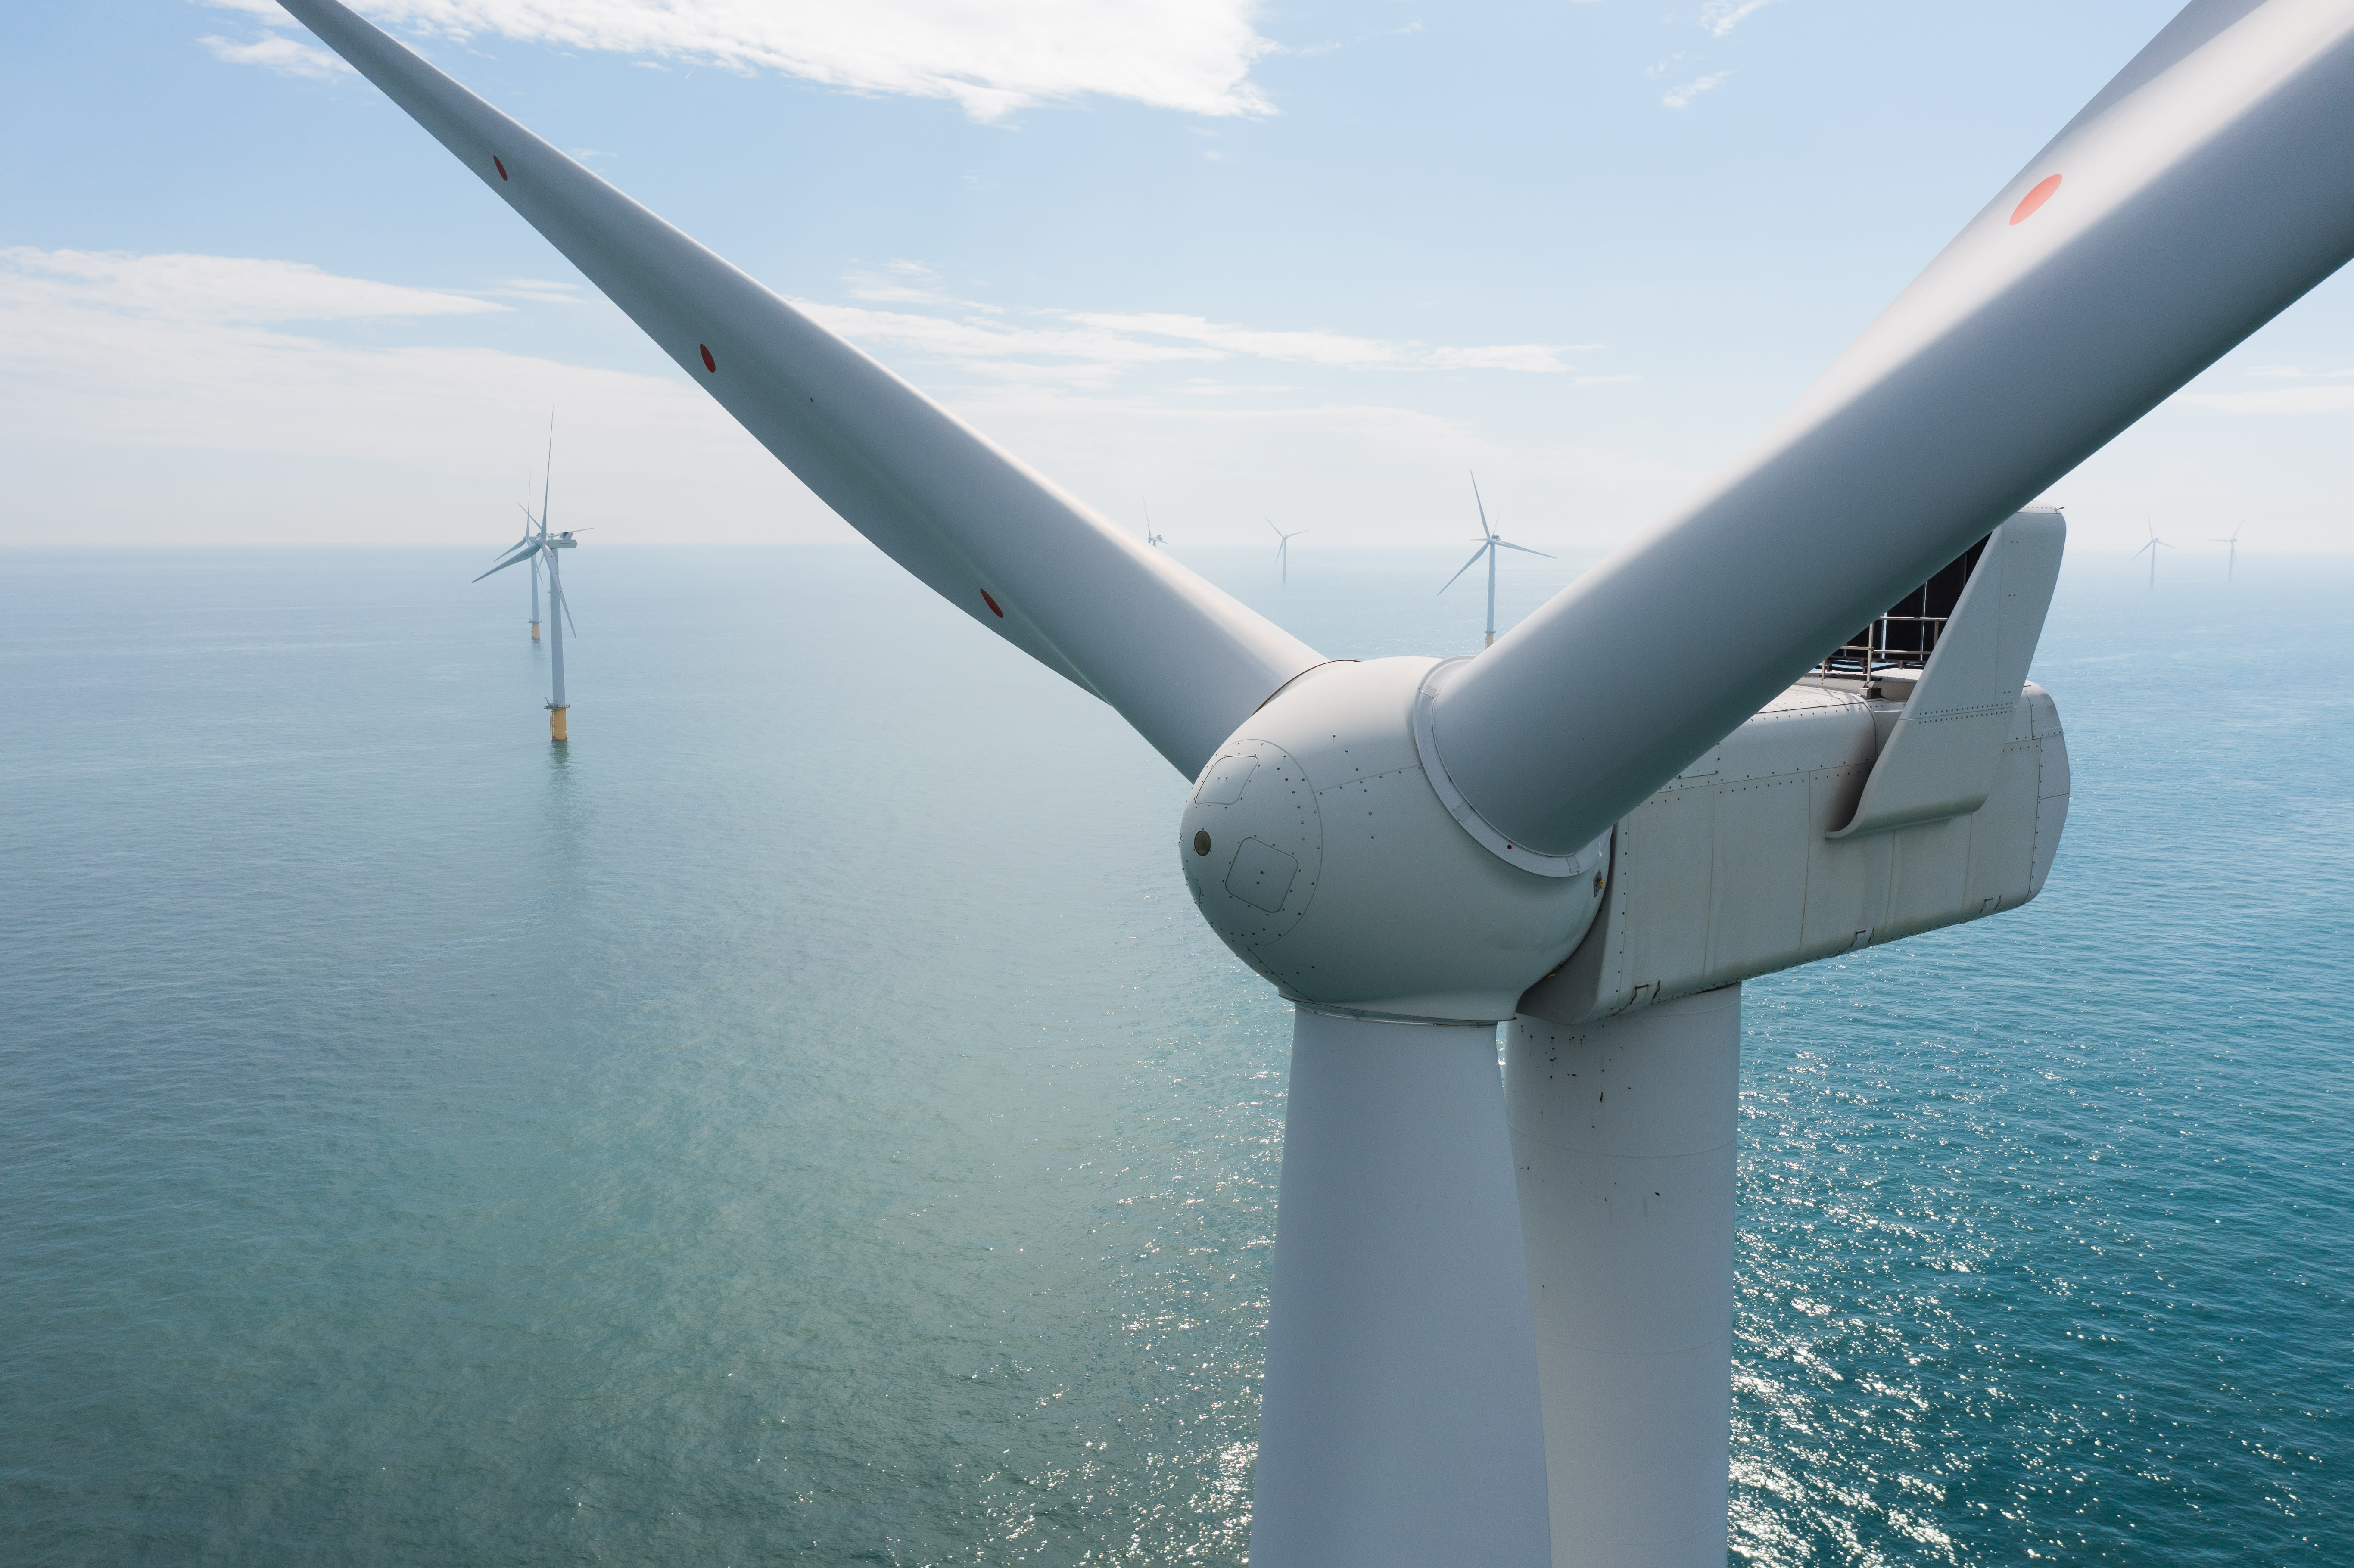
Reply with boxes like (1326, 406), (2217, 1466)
(699, 343), (716, 373)
(494, 156), (508, 181)
(981, 591), (1004, 618)
(2010, 174), (2061, 225)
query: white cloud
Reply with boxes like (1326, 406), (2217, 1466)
(0, 247), (797, 546)
(0, 248), (505, 322)
(489, 277), (591, 305)
(318, 0), (1278, 122)
(840, 260), (982, 308)
(792, 299), (1223, 387)
(2233, 363), (2354, 382)
(199, 31), (352, 78)
(1065, 311), (1404, 369)
(972, 382), (1482, 449)
(1662, 71), (1729, 109)
(1700, 0), (1778, 38)
(0, 248), (1654, 550)
(1431, 344), (1575, 374)
(2178, 386), (2354, 414)
(1288, 18), (1424, 60)
(783, 288), (1592, 386)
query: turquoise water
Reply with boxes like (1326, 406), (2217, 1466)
(3, 545), (2347, 1565)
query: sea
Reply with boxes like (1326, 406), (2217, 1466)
(3, 542), (2348, 1566)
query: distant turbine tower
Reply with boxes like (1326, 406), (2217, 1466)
(1145, 503), (1165, 549)
(502, 479), (543, 641)
(1268, 518), (1306, 584)
(2210, 522), (2242, 579)
(1440, 473), (1555, 647)
(2131, 516), (2174, 588)
(476, 421), (583, 740)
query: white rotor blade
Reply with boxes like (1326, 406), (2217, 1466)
(1492, 539), (1554, 559)
(473, 540), (542, 582)
(277, 0), (1320, 776)
(1438, 543), (1490, 594)
(1431, 0), (2354, 855)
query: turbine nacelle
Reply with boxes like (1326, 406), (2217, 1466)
(1180, 657), (1607, 1024)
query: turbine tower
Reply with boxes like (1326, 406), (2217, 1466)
(1440, 473), (1555, 647)
(265, 2), (2354, 1562)
(475, 424), (581, 741)
(2133, 516), (2175, 588)
(2211, 522), (2243, 579)
(501, 482), (543, 641)
(1268, 519), (1305, 583)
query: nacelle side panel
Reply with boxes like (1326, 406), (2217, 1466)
(1519, 681), (2067, 1026)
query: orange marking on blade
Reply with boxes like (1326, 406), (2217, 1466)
(2010, 174), (2061, 225)
(699, 344), (716, 373)
(494, 156), (508, 181)
(981, 591), (1004, 618)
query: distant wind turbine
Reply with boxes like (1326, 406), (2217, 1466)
(1268, 519), (1306, 584)
(2131, 516), (2174, 588)
(1145, 504), (1165, 550)
(2210, 523), (2243, 580)
(1440, 473), (1555, 647)
(476, 420), (583, 741)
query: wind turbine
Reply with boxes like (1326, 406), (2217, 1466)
(475, 421), (581, 741)
(1440, 473), (1555, 647)
(1267, 519), (1306, 583)
(526, 514), (542, 641)
(2132, 516), (2175, 588)
(265, 2), (2354, 1562)
(2211, 522), (2243, 579)
(1144, 503), (1165, 549)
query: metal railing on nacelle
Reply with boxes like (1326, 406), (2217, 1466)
(1810, 533), (1991, 687)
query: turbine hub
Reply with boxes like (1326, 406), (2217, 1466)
(1180, 658), (1607, 1023)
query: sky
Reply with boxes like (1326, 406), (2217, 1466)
(3, 0), (2349, 560)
